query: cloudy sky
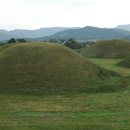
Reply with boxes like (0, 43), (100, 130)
(0, 0), (130, 30)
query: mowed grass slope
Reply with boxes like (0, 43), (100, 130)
(88, 58), (130, 76)
(118, 57), (130, 68)
(0, 43), (16, 52)
(0, 42), (126, 95)
(81, 39), (130, 58)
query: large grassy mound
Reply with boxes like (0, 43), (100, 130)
(81, 39), (130, 58)
(0, 43), (126, 95)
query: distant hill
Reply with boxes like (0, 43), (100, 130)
(37, 26), (130, 41)
(123, 35), (130, 40)
(8, 27), (70, 38)
(80, 39), (130, 58)
(116, 24), (130, 31)
(0, 42), (125, 95)
(0, 27), (70, 41)
(1, 26), (130, 41)
(0, 30), (16, 41)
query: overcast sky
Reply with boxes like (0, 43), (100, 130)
(0, 0), (130, 30)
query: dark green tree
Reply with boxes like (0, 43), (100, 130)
(8, 38), (17, 44)
(64, 39), (82, 49)
(17, 39), (27, 43)
(48, 39), (58, 43)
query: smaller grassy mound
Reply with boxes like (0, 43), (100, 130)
(81, 39), (130, 58)
(118, 57), (130, 68)
(0, 43), (127, 95)
(88, 58), (130, 76)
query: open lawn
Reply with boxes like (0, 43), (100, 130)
(0, 91), (130, 130)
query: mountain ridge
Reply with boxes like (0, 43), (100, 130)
(34, 26), (130, 41)
(0, 26), (130, 41)
(0, 27), (71, 41)
(115, 24), (130, 31)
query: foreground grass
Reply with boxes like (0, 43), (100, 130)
(88, 58), (130, 76)
(0, 91), (130, 130)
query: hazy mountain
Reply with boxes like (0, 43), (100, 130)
(0, 27), (70, 41)
(37, 26), (130, 41)
(0, 30), (16, 41)
(116, 24), (130, 31)
(8, 27), (70, 38)
(1, 26), (130, 41)
(123, 35), (130, 40)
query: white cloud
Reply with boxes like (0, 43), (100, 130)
(0, 0), (130, 30)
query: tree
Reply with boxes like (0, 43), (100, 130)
(8, 38), (16, 44)
(48, 39), (58, 43)
(64, 39), (82, 49)
(17, 39), (27, 43)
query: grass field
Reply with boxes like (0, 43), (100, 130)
(0, 91), (130, 130)
(0, 44), (130, 130)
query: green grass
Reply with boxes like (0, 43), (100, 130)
(0, 91), (130, 130)
(117, 57), (130, 68)
(81, 39), (130, 58)
(0, 43), (130, 130)
(88, 58), (130, 76)
(0, 43), (16, 52)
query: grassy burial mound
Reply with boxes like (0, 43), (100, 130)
(118, 57), (130, 68)
(0, 43), (126, 95)
(81, 39), (130, 58)
(0, 43), (15, 52)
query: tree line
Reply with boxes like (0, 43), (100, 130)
(0, 38), (27, 46)
(0, 38), (95, 49)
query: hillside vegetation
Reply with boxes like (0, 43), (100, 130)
(0, 43), (16, 52)
(118, 56), (130, 68)
(81, 39), (130, 58)
(88, 58), (130, 76)
(0, 42), (126, 95)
